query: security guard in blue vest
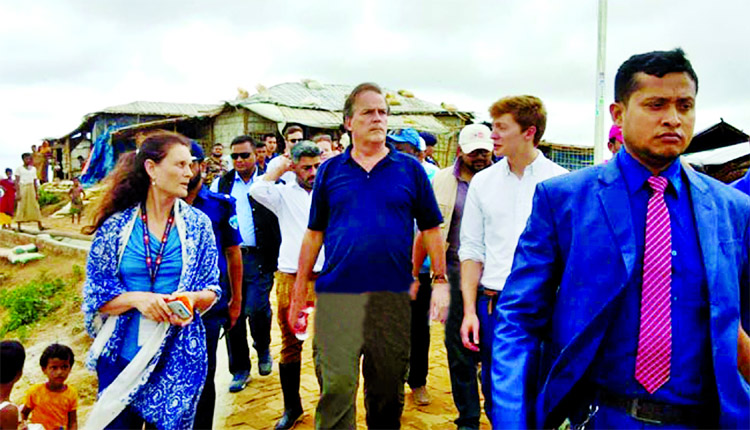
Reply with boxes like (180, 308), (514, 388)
(185, 142), (243, 430)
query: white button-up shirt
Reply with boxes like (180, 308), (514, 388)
(248, 177), (325, 274)
(458, 151), (568, 291)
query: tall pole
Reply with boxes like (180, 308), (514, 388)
(594, 0), (608, 164)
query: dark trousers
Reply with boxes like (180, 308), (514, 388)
(444, 268), (481, 429)
(226, 251), (274, 374)
(313, 292), (411, 430)
(96, 356), (156, 430)
(194, 312), (225, 429)
(407, 272), (432, 388)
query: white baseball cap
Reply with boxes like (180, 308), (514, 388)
(458, 124), (493, 154)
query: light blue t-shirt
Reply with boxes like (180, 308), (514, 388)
(119, 218), (182, 360)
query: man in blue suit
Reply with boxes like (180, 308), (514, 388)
(492, 48), (750, 429)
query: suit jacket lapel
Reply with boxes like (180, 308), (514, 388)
(598, 161), (637, 282)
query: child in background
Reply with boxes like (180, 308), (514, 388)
(67, 178), (85, 224)
(22, 344), (78, 430)
(0, 340), (25, 430)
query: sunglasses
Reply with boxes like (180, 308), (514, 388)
(230, 152), (253, 160)
(289, 138), (302, 143)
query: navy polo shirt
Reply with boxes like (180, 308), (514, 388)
(308, 143), (442, 294)
(588, 151), (714, 405)
(192, 186), (242, 314)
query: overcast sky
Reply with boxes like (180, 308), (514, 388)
(1, 0), (748, 171)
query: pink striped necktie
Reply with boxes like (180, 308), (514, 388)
(635, 176), (672, 393)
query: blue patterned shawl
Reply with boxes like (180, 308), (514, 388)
(82, 200), (220, 430)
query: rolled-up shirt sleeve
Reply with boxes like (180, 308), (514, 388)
(458, 180), (485, 263)
(248, 180), (283, 216)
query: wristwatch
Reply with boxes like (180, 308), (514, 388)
(431, 273), (447, 283)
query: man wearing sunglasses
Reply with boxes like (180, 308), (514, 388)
(267, 125), (305, 184)
(211, 135), (282, 393)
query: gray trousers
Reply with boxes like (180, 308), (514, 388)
(313, 291), (411, 430)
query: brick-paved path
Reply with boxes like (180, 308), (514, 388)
(213, 290), (491, 429)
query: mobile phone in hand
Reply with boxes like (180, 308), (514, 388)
(167, 299), (192, 319)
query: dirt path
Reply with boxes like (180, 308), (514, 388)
(214, 311), (490, 430)
(4, 215), (491, 429)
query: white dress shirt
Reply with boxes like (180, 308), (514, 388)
(458, 151), (568, 291)
(248, 177), (325, 274)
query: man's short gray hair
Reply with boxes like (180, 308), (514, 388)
(291, 141), (322, 163)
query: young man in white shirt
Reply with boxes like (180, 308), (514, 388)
(249, 141), (324, 430)
(458, 96), (568, 424)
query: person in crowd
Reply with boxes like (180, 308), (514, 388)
(0, 168), (15, 228)
(288, 83), (450, 429)
(205, 143), (229, 185)
(249, 141), (324, 430)
(82, 130), (220, 429)
(22, 343), (78, 430)
(68, 177), (85, 224)
(0, 340), (25, 430)
(14, 153), (44, 232)
(415, 123), (493, 429)
(256, 141), (269, 175)
(184, 142), (243, 429)
(262, 133), (279, 161)
(312, 134), (336, 161)
(420, 131), (440, 167)
(31, 145), (48, 184)
(459, 95), (568, 425)
(609, 124), (624, 155)
(267, 126), (305, 184)
(211, 135), (280, 393)
(387, 127), (438, 406)
(492, 49), (750, 429)
(75, 155), (86, 174)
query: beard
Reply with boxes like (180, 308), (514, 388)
(187, 173), (202, 192)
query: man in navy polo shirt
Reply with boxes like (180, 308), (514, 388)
(288, 83), (450, 429)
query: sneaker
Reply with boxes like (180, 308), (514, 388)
(258, 350), (273, 376)
(412, 385), (431, 406)
(229, 370), (251, 393)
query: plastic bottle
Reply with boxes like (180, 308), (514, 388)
(294, 302), (315, 341)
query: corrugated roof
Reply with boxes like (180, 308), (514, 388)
(91, 101), (221, 118)
(683, 142), (750, 166)
(238, 81), (469, 115)
(243, 103), (450, 133)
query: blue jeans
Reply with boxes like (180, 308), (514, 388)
(225, 251), (274, 374)
(476, 287), (499, 425)
(444, 268), (481, 429)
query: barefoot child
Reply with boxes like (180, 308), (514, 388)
(0, 340), (26, 430)
(68, 178), (85, 224)
(22, 344), (78, 430)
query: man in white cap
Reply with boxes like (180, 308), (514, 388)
(459, 96), (568, 425)
(414, 123), (494, 427)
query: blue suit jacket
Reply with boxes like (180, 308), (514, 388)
(491, 158), (750, 428)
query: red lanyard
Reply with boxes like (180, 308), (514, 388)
(141, 203), (175, 285)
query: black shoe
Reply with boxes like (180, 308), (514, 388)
(275, 407), (303, 430)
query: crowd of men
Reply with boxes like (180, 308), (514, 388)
(157, 47), (749, 430)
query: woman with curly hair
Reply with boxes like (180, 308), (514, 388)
(82, 130), (220, 430)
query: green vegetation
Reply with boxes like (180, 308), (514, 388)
(37, 189), (62, 206)
(0, 268), (82, 337)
